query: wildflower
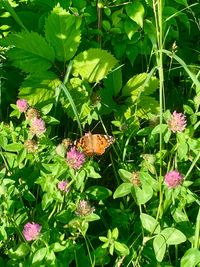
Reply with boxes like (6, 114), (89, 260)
(16, 99), (28, 113)
(164, 170), (183, 188)
(131, 171), (141, 187)
(57, 180), (70, 192)
(24, 139), (38, 153)
(30, 117), (46, 137)
(168, 111), (186, 133)
(22, 222), (41, 241)
(76, 200), (95, 216)
(26, 107), (40, 121)
(66, 147), (85, 170)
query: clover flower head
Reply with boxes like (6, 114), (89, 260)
(24, 139), (38, 153)
(168, 111), (186, 133)
(76, 200), (95, 216)
(30, 117), (46, 137)
(131, 171), (141, 187)
(164, 170), (183, 188)
(25, 107), (40, 121)
(16, 99), (28, 113)
(57, 180), (70, 193)
(66, 147), (85, 170)
(22, 222), (41, 241)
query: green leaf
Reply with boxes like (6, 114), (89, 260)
(5, 143), (23, 152)
(86, 165), (101, 179)
(86, 186), (112, 200)
(18, 72), (61, 106)
(177, 133), (188, 160)
(175, 0), (188, 5)
(32, 247), (47, 264)
(50, 242), (68, 252)
(153, 234), (166, 262)
(131, 182), (153, 205)
(151, 124), (168, 135)
(104, 67), (122, 96)
(114, 241), (130, 256)
(8, 243), (30, 259)
(122, 72), (159, 98)
(113, 183), (133, 199)
(72, 48), (118, 83)
(118, 169), (133, 182)
(161, 227), (186, 245)
(2, 31), (55, 73)
(112, 228), (119, 240)
(144, 19), (157, 47)
(99, 236), (108, 243)
(140, 213), (161, 234)
(125, 2), (145, 28)
(180, 248), (200, 267)
(124, 18), (139, 40)
(84, 213), (100, 222)
(45, 5), (81, 62)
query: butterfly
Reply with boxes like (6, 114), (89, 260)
(74, 132), (115, 156)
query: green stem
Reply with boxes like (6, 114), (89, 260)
(194, 207), (200, 249)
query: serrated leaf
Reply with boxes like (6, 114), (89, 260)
(122, 73), (159, 98)
(153, 234), (166, 262)
(72, 48), (118, 83)
(161, 227), (186, 245)
(2, 31), (55, 73)
(45, 6), (81, 62)
(140, 213), (161, 234)
(18, 72), (61, 106)
(126, 2), (145, 28)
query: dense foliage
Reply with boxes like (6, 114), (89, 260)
(0, 0), (200, 266)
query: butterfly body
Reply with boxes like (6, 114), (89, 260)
(74, 132), (114, 156)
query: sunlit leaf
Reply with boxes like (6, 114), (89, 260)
(161, 227), (186, 245)
(72, 48), (118, 83)
(181, 248), (200, 267)
(1, 31), (55, 73)
(153, 234), (166, 262)
(45, 5), (81, 62)
(140, 213), (161, 234)
(125, 2), (145, 28)
(18, 71), (61, 106)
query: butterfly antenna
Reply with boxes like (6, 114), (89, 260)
(90, 120), (101, 133)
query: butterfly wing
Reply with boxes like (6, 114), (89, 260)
(75, 133), (114, 156)
(92, 134), (114, 155)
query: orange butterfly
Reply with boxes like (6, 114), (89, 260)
(74, 132), (115, 156)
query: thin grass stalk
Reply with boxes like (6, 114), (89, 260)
(153, 0), (165, 220)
